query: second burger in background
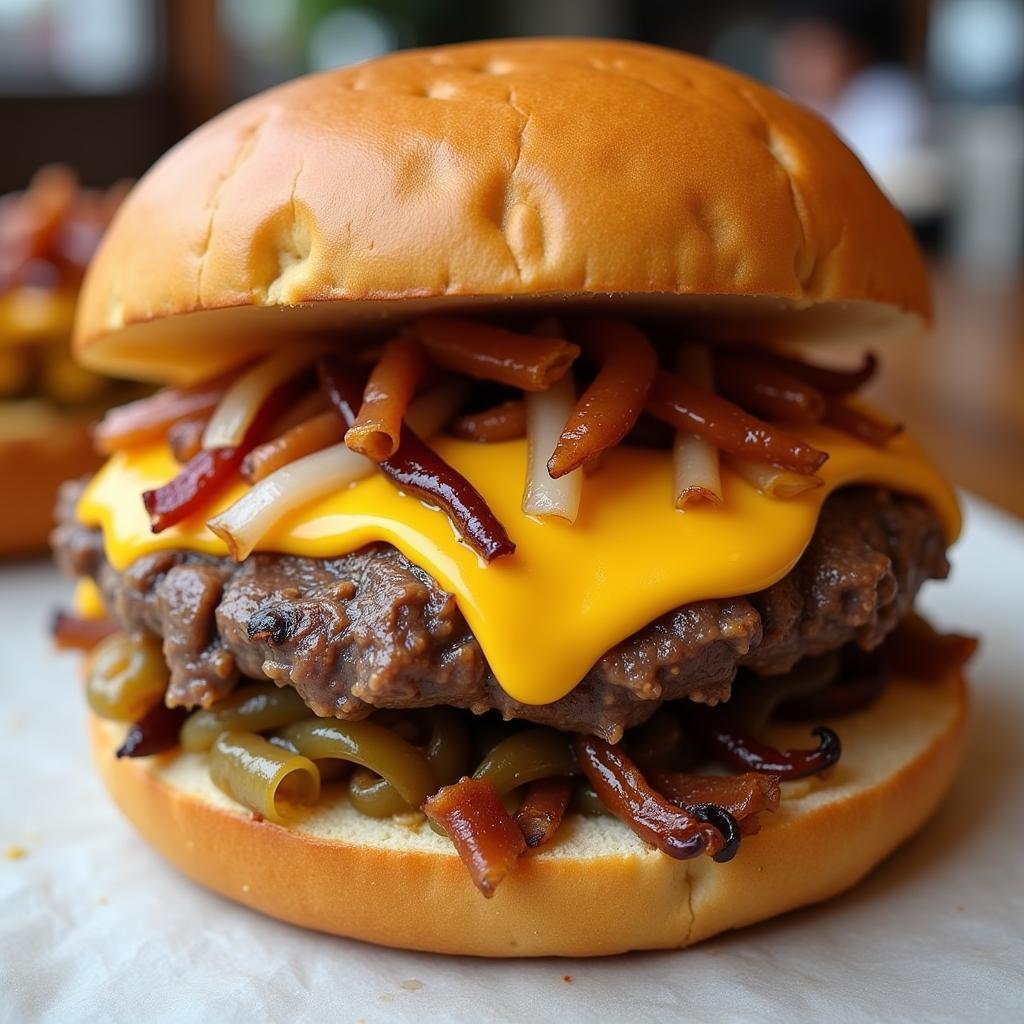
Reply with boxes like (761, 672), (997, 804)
(0, 166), (131, 555)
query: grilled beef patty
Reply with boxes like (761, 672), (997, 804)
(54, 484), (948, 741)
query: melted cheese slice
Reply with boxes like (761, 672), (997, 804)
(78, 425), (959, 706)
(73, 577), (107, 619)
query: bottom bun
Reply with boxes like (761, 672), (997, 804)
(90, 661), (968, 957)
(0, 402), (100, 556)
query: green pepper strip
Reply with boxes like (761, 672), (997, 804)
(471, 728), (579, 795)
(347, 709), (469, 817)
(180, 683), (312, 752)
(209, 730), (320, 824)
(280, 718), (435, 810)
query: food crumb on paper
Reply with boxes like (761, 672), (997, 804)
(400, 979), (424, 992)
(5, 845), (26, 860)
(562, 975), (573, 983)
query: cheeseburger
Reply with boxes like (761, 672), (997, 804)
(52, 39), (975, 957)
(1, 166), (129, 555)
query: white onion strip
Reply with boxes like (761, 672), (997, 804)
(726, 456), (823, 498)
(207, 382), (466, 561)
(672, 345), (723, 509)
(202, 344), (327, 451)
(522, 372), (582, 523)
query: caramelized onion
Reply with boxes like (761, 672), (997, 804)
(884, 614), (979, 681)
(449, 400), (527, 443)
(730, 347), (878, 395)
(651, 770), (781, 837)
(716, 354), (827, 423)
(647, 369), (828, 475)
(726, 455), (824, 498)
(241, 410), (345, 483)
(115, 702), (188, 758)
(824, 400), (903, 447)
(573, 735), (734, 862)
(694, 712), (842, 779)
(547, 319), (657, 478)
(144, 447), (247, 534)
(423, 777), (527, 897)
(523, 371), (582, 522)
(412, 317), (580, 391)
(345, 335), (425, 461)
(202, 346), (324, 450)
(167, 416), (208, 463)
(319, 358), (514, 561)
(672, 345), (722, 508)
(143, 381), (293, 533)
(209, 384), (465, 560)
(94, 385), (225, 454)
(514, 777), (574, 849)
(51, 611), (118, 652)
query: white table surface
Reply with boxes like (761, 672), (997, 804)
(2, 493), (1022, 1023)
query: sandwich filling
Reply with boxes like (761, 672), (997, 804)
(54, 313), (965, 895)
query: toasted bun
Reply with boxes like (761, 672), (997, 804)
(0, 403), (100, 556)
(75, 39), (930, 384)
(90, 661), (966, 957)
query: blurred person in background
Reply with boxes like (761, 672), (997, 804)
(771, 1), (931, 212)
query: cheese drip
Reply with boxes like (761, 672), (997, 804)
(77, 424), (959, 706)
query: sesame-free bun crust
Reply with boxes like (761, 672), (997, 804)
(0, 403), (100, 556)
(91, 663), (967, 957)
(75, 39), (930, 384)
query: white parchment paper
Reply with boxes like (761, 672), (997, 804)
(2, 494), (1022, 1023)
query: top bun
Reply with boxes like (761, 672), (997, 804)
(75, 39), (930, 384)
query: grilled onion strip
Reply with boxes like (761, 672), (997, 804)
(94, 385), (225, 454)
(824, 400), (903, 447)
(647, 368), (828, 475)
(449, 400), (527, 442)
(208, 383), (465, 560)
(652, 770), (781, 836)
(423, 777), (527, 897)
(716, 354), (826, 423)
(345, 335), (426, 461)
(726, 455), (823, 498)
(523, 372), (582, 522)
(672, 345), (723, 508)
(51, 611), (118, 652)
(547, 318), (657, 478)
(695, 711), (842, 779)
(202, 345), (325, 450)
(412, 316), (580, 391)
(515, 777), (574, 848)
(167, 416), (207, 463)
(241, 410), (345, 484)
(319, 357), (514, 561)
(573, 735), (734, 862)
(731, 346), (878, 395)
(116, 702), (188, 758)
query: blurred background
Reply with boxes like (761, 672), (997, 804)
(1, 0), (1021, 515)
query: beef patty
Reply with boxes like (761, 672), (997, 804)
(54, 484), (948, 741)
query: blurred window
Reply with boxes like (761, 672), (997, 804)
(0, 0), (158, 94)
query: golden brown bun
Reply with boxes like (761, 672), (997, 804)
(90, 663), (966, 957)
(0, 403), (100, 556)
(75, 39), (930, 384)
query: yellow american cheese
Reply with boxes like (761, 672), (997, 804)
(77, 425), (959, 706)
(72, 577), (107, 619)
